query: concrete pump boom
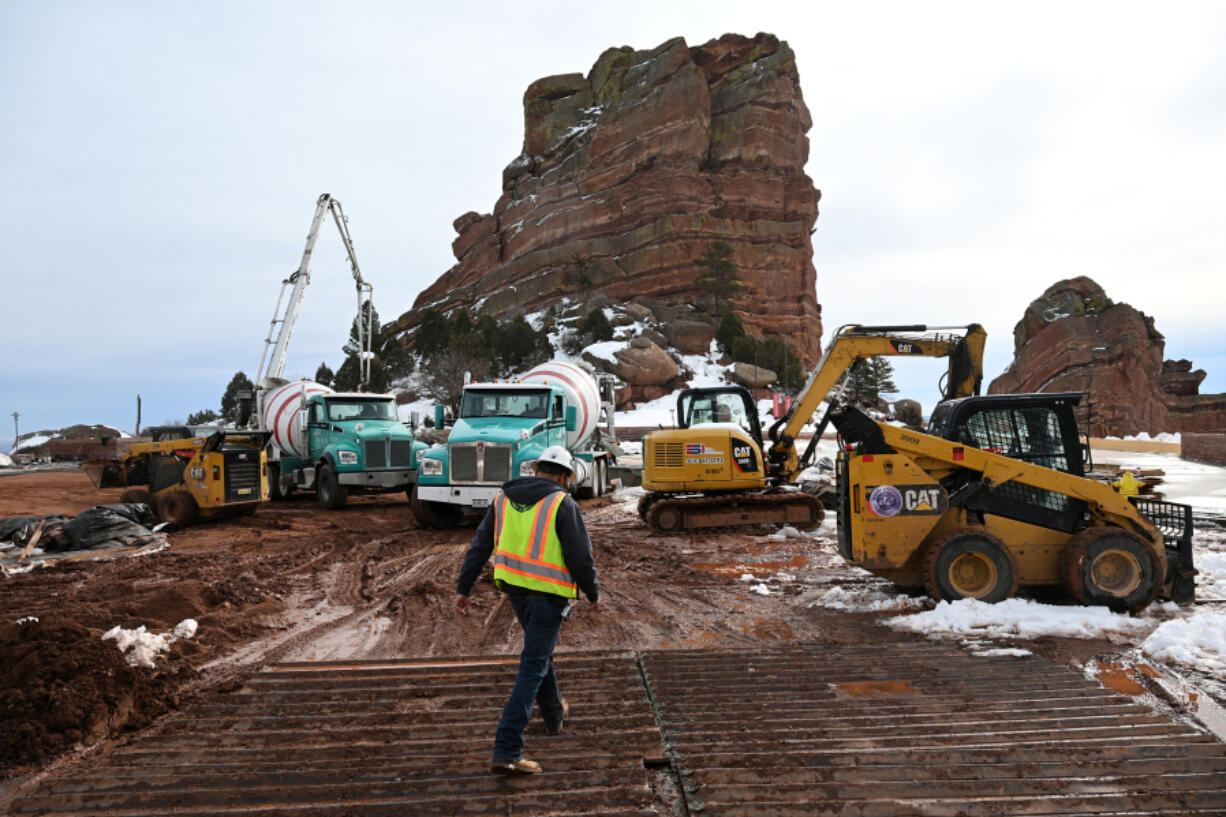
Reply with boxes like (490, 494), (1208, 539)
(256, 193), (375, 387)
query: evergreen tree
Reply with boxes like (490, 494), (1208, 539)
(187, 408), (219, 425)
(343, 301), (380, 357)
(694, 241), (743, 314)
(715, 307), (745, 355)
(314, 362), (335, 387)
(844, 356), (898, 406)
(579, 308), (614, 343)
(414, 309), (450, 359)
(220, 371), (255, 424)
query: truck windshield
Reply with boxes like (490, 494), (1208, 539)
(461, 389), (550, 419)
(326, 399), (397, 422)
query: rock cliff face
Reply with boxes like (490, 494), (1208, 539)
(395, 33), (822, 364)
(988, 277), (1226, 436)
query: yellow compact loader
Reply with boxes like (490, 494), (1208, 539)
(828, 395), (1195, 611)
(84, 429), (270, 525)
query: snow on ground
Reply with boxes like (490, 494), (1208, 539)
(102, 619), (198, 668)
(1094, 449), (1226, 512)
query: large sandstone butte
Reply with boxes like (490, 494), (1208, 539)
(989, 277), (1226, 436)
(395, 33), (822, 364)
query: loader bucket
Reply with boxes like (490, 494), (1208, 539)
(81, 459), (123, 489)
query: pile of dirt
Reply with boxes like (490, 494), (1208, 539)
(0, 617), (192, 772)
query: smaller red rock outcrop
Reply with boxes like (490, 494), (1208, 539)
(989, 277), (1226, 436)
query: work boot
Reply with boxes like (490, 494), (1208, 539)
(491, 758), (541, 775)
(545, 698), (569, 735)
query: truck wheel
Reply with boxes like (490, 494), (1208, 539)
(923, 530), (1018, 603)
(157, 491), (197, 526)
(1061, 527), (1161, 612)
(409, 486), (461, 528)
(120, 487), (155, 510)
(317, 464), (348, 510)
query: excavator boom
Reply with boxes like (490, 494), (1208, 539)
(767, 323), (987, 483)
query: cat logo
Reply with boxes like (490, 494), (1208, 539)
(732, 443), (759, 473)
(865, 484), (948, 516)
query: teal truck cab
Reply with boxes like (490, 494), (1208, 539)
(411, 362), (616, 527)
(257, 380), (427, 509)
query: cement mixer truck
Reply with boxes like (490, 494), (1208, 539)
(258, 380), (426, 510)
(411, 361), (619, 527)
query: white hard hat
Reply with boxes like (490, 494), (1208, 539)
(537, 445), (574, 474)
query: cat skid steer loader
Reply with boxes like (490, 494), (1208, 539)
(828, 395), (1196, 611)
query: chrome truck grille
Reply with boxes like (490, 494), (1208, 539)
(450, 442), (512, 484)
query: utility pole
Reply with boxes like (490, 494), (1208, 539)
(136, 394), (142, 437)
(10, 412), (17, 454)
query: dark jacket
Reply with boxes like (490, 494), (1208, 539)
(456, 477), (599, 603)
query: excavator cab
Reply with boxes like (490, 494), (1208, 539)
(677, 386), (763, 449)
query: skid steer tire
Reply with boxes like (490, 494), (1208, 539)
(923, 530), (1018, 603)
(120, 487), (155, 510)
(157, 491), (197, 526)
(317, 464), (348, 510)
(1061, 526), (1161, 612)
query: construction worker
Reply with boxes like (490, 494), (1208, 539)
(454, 445), (599, 776)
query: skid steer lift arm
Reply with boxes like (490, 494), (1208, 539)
(766, 323), (987, 483)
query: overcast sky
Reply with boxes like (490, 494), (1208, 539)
(3, 1), (1224, 450)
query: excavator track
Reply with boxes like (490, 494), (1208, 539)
(644, 491), (824, 533)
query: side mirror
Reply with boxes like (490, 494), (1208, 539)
(434, 404), (446, 429)
(565, 405), (578, 433)
(409, 411), (420, 430)
(297, 410), (308, 432)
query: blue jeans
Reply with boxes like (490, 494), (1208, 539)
(492, 593), (567, 762)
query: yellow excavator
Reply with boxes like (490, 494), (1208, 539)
(640, 323), (987, 531)
(641, 323), (1197, 610)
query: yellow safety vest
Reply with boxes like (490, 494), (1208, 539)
(492, 490), (577, 599)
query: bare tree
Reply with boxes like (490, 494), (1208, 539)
(420, 348), (491, 415)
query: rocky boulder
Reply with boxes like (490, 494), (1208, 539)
(394, 33), (822, 366)
(665, 320), (716, 356)
(728, 361), (776, 388)
(613, 338), (680, 387)
(989, 277), (1226, 436)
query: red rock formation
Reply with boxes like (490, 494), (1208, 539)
(395, 33), (822, 365)
(989, 277), (1226, 436)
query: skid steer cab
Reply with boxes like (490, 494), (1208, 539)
(831, 393), (1195, 612)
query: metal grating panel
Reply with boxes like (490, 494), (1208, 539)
(364, 439), (387, 469)
(11, 652), (662, 817)
(641, 644), (1226, 816)
(484, 445), (512, 483)
(451, 445), (478, 482)
(390, 440), (414, 468)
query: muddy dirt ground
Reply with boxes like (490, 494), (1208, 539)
(0, 469), (1166, 803)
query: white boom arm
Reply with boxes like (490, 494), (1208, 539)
(256, 193), (375, 387)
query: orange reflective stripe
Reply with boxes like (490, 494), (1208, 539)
(529, 492), (567, 561)
(493, 491), (508, 544)
(493, 552), (577, 589)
